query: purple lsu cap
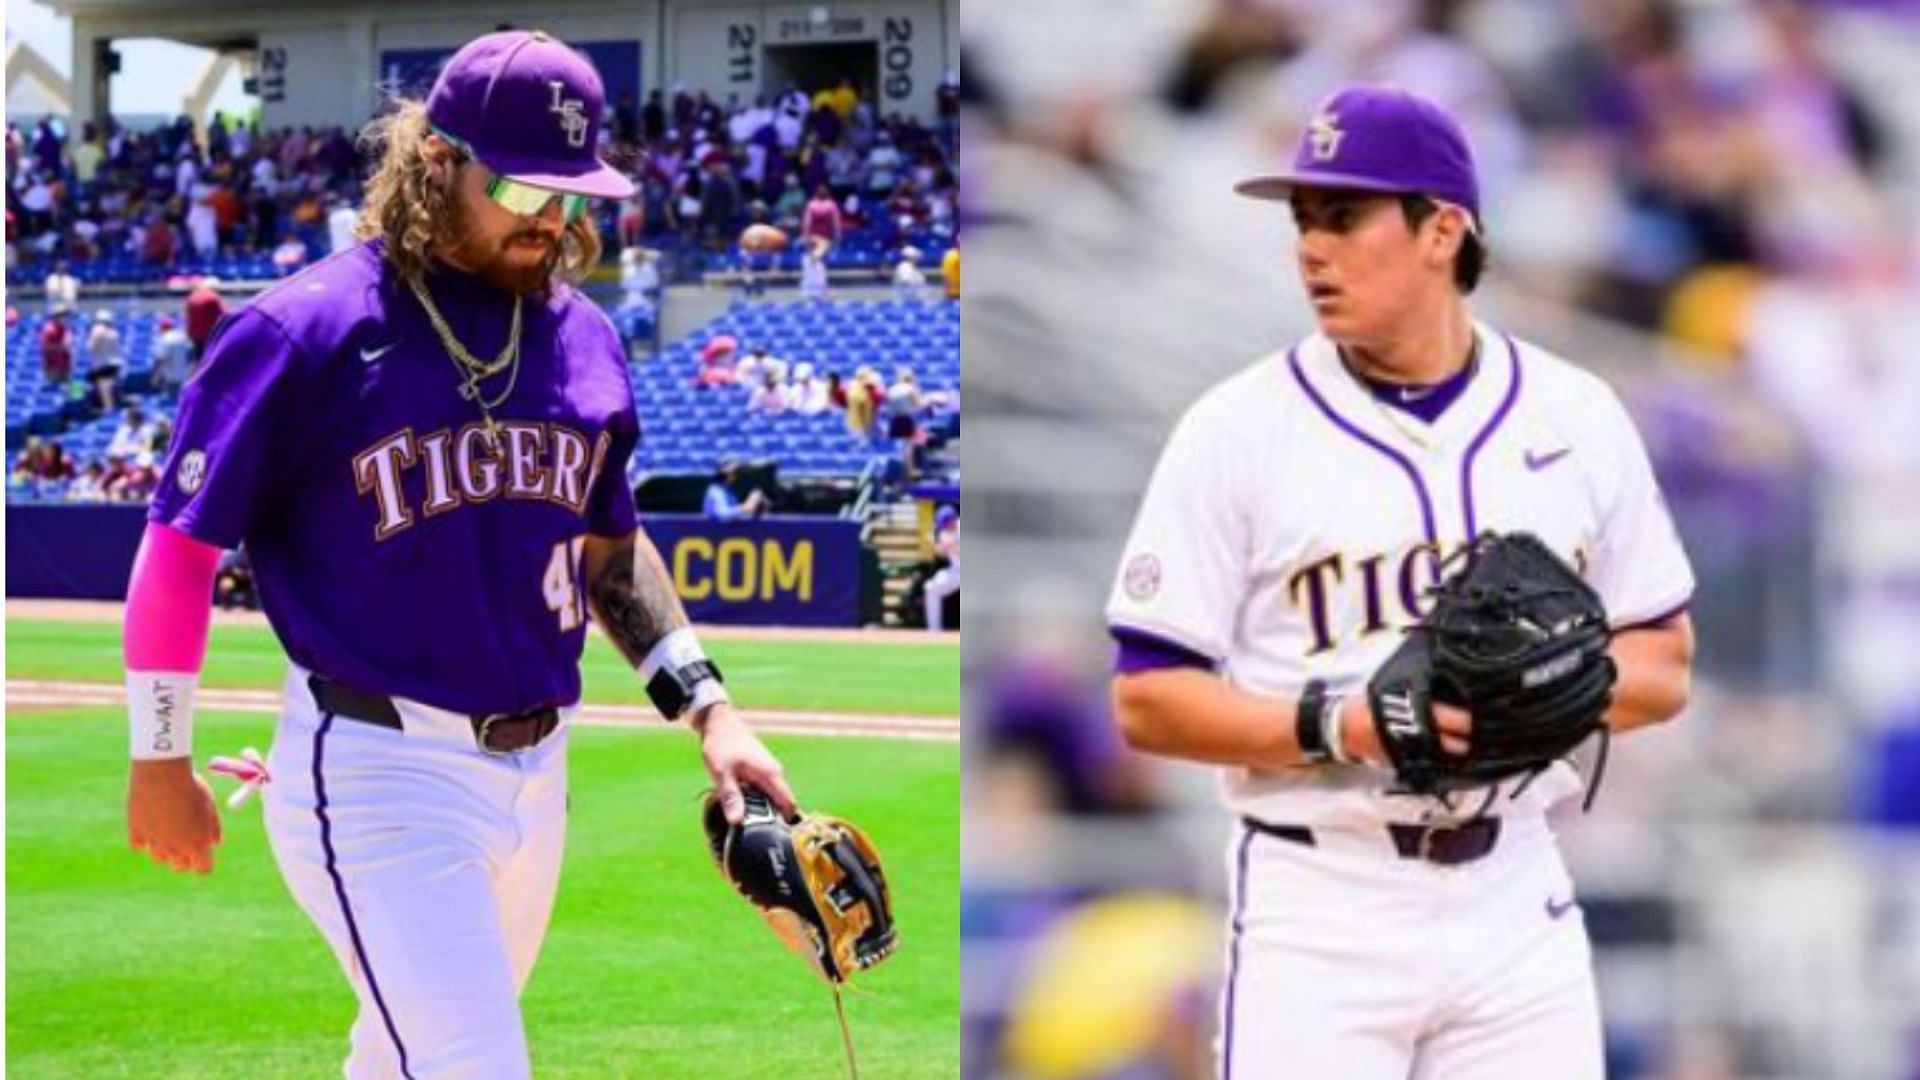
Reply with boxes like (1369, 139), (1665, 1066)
(427, 29), (635, 199)
(1235, 85), (1478, 224)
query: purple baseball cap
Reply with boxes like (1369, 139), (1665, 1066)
(1235, 85), (1479, 224)
(427, 30), (635, 199)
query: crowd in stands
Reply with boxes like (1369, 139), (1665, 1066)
(611, 77), (960, 256)
(12, 284), (958, 502)
(1442, 0), (1902, 356)
(6, 113), (360, 278)
(7, 69), (960, 507)
(7, 271), (226, 502)
(9, 403), (169, 502)
(6, 72), (959, 286)
(688, 330), (957, 482)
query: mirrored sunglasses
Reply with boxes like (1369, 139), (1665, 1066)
(484, 175), (591, 223)
(433, 127), (592, 223)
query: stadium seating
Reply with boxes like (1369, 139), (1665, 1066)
(629, 298), (959, 479)
(7, 296), (959, 490)
(705, 229), (954, 275)
(6, 307), (163, 449)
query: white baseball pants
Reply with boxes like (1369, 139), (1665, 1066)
(1217, 815), (1603, 1079)
(925, 563), (960, 632)
(262, 666), (571, 1080)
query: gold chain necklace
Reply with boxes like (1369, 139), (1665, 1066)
(408, 273), (525, 439)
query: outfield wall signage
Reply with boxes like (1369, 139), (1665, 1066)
(644, 515), (861, 626)
(5, 505), (861, 627)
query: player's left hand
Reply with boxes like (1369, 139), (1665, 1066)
(698, 705), (798, 825)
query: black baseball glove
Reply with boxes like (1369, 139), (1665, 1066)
(703, 785), (899, 984)
(1367, 532), (1616, 800)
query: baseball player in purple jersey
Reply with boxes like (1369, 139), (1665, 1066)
(121, 31), (796, 1077)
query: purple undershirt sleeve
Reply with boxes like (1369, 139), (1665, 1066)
(1110, 626), (1219, 674)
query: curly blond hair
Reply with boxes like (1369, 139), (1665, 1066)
(355, 99), (603, 286)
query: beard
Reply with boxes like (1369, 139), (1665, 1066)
(441, 197), (563, 295)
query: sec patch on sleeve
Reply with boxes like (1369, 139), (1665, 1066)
(1124, 553), (1163, 601)
(174, 449), (208, 495)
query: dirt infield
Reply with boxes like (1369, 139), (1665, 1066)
(8, 679), (959, 742)
(5, 599), (953, 644)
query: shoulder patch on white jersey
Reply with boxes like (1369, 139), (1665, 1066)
(1123, 553), (1163, 601)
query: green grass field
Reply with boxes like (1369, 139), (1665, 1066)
(6, 618), (959, 1078)
(6, 618), (961, 717)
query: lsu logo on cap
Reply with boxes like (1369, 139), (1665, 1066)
(1307, 110), (1345, 162)
(548, 81), (588, 148)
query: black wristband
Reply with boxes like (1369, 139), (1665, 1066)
(647, 659), (724, 721)
(1296, 679), (1332, 764)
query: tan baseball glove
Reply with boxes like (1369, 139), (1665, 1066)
(703, 785), (899, 984)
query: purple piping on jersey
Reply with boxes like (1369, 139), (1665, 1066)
(1458, 334), (1525, 541)
(1110, 625), (1218, 674)
(1221, 826), (1254, 1080)
(1614, 596), (1692, 633)
(1288, 348), (1438, 546)
(312, 712), (417, 1079)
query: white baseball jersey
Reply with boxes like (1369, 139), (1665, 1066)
(1107, 322), (1694, 828)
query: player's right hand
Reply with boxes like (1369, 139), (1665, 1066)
(128, 758), (224, 874)
(1340, 697), (1473, 763)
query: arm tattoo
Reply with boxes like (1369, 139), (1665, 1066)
(587, 531), (689, 668)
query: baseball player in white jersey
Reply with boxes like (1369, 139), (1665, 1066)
(1106, 86), (1697, 1079)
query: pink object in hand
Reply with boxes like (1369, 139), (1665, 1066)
(208, 747), (271, 808)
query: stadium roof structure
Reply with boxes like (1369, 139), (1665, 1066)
(41, 0), (958, 133)
(6, 41), (72, 118)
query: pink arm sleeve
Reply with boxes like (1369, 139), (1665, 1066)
(123, 521), (222, 673)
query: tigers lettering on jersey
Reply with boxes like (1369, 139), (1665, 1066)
(1289, 539), (1597, 656)
(1289, 541), (1446, 655)
(352, 421), (611, 541)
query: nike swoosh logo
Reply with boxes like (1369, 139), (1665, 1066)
(360, 343), (397, 364)
(1545, 895), (1578, 920)
(1525, 447), (1572, 471)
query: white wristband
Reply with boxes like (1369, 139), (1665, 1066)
(639, 627), (707, 680)
(639, 627), (731, 719)
(689, 677), (732, 715)
(128, 671), (198, 760)
(1320, 694), (1350, 765)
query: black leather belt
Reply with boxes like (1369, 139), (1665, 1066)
(309, 676), (561, 755)
(1243, 816), (1502, 867)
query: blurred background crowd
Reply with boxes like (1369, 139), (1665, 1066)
(5, 75), (958, 285)
(962, 0), (1920, 1077)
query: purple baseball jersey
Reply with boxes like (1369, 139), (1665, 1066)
(150, 239), (640, 715)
